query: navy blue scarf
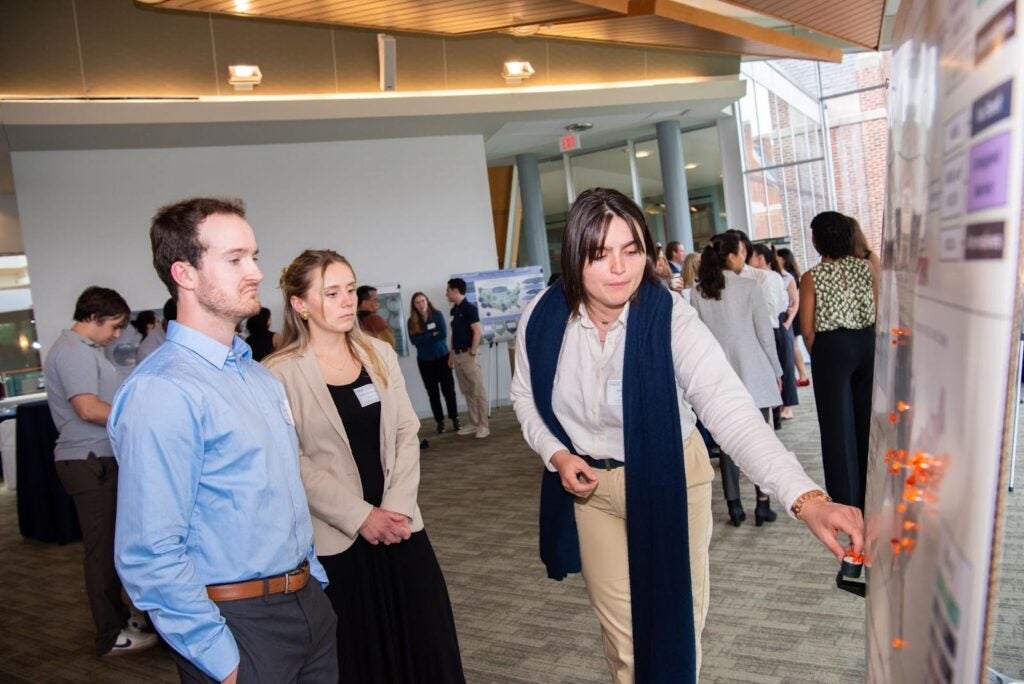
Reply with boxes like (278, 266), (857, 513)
(525, 280), (696, 684)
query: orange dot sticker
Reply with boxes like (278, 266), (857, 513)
(897, 503), (907, 513)
(892, 638), (905, 649)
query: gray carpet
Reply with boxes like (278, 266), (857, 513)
(0, 380), (1020, 682)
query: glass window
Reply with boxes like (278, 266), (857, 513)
(820, 51), (890, 98)
(571, 145), (634, 200)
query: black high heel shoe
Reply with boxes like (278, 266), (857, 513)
(727, 500), (746, 527)
(755, 497), (777, 526)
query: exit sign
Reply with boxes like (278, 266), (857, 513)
(559, 133), (580, 152)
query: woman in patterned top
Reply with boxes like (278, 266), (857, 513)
(799, 212), (878, 511)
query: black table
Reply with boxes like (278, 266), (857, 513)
(16, 400), (80, 544)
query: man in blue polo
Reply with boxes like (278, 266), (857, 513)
(109, 198), (336, 683)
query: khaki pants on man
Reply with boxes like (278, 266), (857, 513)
(452, 351), (488, 431)
(574, 430), (716, 684)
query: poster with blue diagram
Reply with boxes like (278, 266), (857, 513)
(449, 266), (545, 343)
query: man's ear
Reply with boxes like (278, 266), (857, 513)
(171, 261), (197, 293)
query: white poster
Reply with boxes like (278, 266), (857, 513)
(865, 0), (1022, 682)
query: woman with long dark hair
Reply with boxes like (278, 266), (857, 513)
(801, 212), (877, 510)
(265, 251), (465, 684)
(777, 248), (810, 386)
(132, 310), (157, 340)
(511, 188), (863, 683)
(408, 291), (460, 434)
(692, 234), (784, 526)
(246, 306), (277, 362)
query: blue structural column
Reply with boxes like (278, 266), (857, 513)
(656, 120), (694, 253)
(515, 153), (552, 277)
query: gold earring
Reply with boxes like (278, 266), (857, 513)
(299, 311), (309, 321)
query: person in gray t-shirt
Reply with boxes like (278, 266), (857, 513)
(44, 286), (157, 656)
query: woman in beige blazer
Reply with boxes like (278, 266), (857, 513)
(265, 249), (464, 684)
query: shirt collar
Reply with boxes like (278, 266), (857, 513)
(166, 321), (253, 370)
(576, 302), (630, 330)
(63, 328), (100, 349)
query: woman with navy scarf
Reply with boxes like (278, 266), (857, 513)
(511, 188), (864, 684)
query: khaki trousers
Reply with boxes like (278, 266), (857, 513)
(574, 430), (716, 684)
(452, 352), (488, 430)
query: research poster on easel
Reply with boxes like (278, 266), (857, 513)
(448, 266), (546, 343)
(865, 0), (1023, 682)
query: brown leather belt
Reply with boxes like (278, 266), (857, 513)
(206, 561), (310, 602)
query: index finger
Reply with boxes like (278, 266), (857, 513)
(841, 510), (865, 555)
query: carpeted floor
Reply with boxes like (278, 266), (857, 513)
(0, 382), (1020, 683)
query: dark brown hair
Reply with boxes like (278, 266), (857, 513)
(72, 286), (130, 324)
(696, 232), (742, 301)
(150, 197), (246, 298)
(559, 188), (658, 315)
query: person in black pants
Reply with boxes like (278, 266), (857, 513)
(800, 212), (878, 510)
(408, 292), (460, 434)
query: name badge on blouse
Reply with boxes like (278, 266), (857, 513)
(354, 383), (381, 408)
(606, 379), (623, 406)
(280, 399), (296, 426)
(427, 322), (437, 330)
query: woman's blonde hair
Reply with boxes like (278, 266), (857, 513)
(681, 252), (701, 288)
(265, 249), (388, 386)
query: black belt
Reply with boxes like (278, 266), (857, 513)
(453, 348), (471, 354)
(581, 455), (624, 471)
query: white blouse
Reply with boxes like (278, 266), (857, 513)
(510, 289), (820, 513)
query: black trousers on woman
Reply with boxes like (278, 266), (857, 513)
(719, 408), (770, 502)
(810, 327), (875, 510)
(417, 356), (459, 425)
(775, 314), (799, 406)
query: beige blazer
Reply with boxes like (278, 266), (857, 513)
(265, 339), (424, 556)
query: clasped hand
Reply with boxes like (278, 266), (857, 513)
(550, 450), (599, 498)
(359, 507), (412, 545)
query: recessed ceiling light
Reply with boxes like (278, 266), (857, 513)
(635, 149), (651, 159)
(685, 163), (699, 170)
(565, 122), (593, 132)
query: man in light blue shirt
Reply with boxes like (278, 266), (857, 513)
(109, 198), (337, 683)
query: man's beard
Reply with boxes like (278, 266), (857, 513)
(196, 279), (260, 323)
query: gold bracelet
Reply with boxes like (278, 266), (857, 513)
(791, 490), (832, 520)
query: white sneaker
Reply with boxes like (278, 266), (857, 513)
(475, 428), (490, 439)
(105, 628), (158, 656)
(128, 611), (152, 633)
(457, 425), (477, 436)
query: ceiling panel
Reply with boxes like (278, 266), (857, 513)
(720, 0), (886, 49)
(537, 13), (839, 61)
(151, 0), (616, 35)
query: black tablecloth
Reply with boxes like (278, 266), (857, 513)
(16, 400), (80, 544)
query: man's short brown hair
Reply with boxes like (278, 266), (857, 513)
(150, 198), (246, 298)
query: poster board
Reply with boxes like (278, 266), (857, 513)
(449, 266), (546, 343)
(865, 0), (1023, 681)
(371, 283), (409, 357)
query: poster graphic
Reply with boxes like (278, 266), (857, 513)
(449, 266), (546, 343)
(866, 0), (1022, 681)
(371, 283), (408, 357)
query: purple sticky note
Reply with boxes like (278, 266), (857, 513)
(967, 131), (1011, 212)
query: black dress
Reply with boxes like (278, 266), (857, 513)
(319, 369), (465, 684)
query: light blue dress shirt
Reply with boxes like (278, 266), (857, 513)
(109, 321), (327, 680)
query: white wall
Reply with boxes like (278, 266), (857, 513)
(12, 135), (509, 416)
(0, 194), (24, 254)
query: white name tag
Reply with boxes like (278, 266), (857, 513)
(280, 400), (296, 426)
(606, 379), (623, 406)
(427, 322), (437, 330)
(354, 383), (381, 408)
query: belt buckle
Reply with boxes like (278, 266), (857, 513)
(284, 570), (294, 594)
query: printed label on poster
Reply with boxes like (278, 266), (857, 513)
(964, 221), (1005, 259)
(939, 226), (966, 261)
(966, 131), (1011, 211)
(975, 1), (1016, 64)
(941, 153), (968, 219)
(971, 79), (1013, 135)
(944, 108), (971, 154)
